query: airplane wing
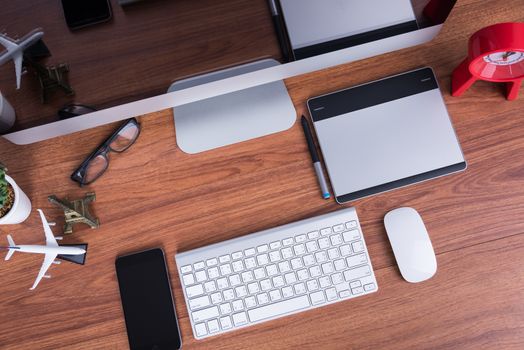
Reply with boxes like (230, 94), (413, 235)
(37, 209), (58, 247)
(0, 34), (17, 51)
(13, 53), (22, 89)
(30, 252), (57, 290)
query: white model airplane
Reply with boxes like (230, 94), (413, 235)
(3, 209), (86, 290)
(0, 28), (44, 89)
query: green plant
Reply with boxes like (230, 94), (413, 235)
(0, 163), (8, 209)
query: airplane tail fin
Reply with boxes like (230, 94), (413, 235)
(5, 235), (15, 260)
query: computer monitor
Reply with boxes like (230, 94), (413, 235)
(1, 0), (456, 145)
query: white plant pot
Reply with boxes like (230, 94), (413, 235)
(0, 92), (16, 133)
(0, 175), (32, 225)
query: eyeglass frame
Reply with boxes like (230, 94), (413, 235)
(70, 118), (141, 186)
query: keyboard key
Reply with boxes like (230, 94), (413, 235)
(320, 227), (332, 236)
(189, 295), (211, 310)
(208, 267), (219, 279)
(303, 254), (315, 266)
(278, 260), (291, 273)
(364, 283), (376, 291)
(310, 291), (325, 305)
(192, 306), (219, 323)
(235, 285), (248, 298)
(306, 241), (319, 253)
(204, 281), (217, 293)
(232, 260), (244, 273)
(245, 257), (256, 269)
(270, 241), (281, 250)
(352, 286), (364, 295)
(269, 251), (281, 262)
(346, 221), (358, 230)
(307, 231), (320, 239)
(339, 290), (351, 298)
(248, 282), (260, 294)
(297, 269), (309, 281)
(223, 289), (235, 301)
(293, 244), (306, 255)
(295, 234), (307, 243)
(260, 279), (272, 291)
(315, 251), (328, 263)
(319, 276), (331, 288)
(257, 244), (269, 253)
(187, 284), (204, 298)
(181, 265), (192, 274)
(281, 247), (293, 259)
(220, 264), (232, 276)
(232, 300), (244, 312)
(282, 237), (294, 246)
(217, 278), (228, 289)
(245, 296), (257, 308)
(282, 286), (294, 298)
(257, 293), (269, 305)
(326, 288), (337, 301)
(195, 270), (207, 283)
(334, 258), (346, 271)
(219, 255), (230, 264)
(220, 316), (232, 330)
(206, 258), (218, 267)
(241, 271), (254, 283)
(257, 254), (269, 265)
(248, 295), (310, 322)
(272, 275), (285, 288)
(219, 303), (232, 314)
(328, 248), (340, 260)
(335, 282), (349, 292)
(269, 289), (282, 301)
(194, 261), (205, 270)
(229, 274), (241, 286)
(294, 283), (306, 294)
(211, 292), (223, 304)
(318, 238), (330, 249)
(330, 234), (343, 245)
(232, 251), (243, 260)
(244, 248), (256, 256)
(254, 268), (266, 279)
(291, 258), (303, 269)
(352, 241), (365, 253)
(344, 265), (371, 281)
(343, 229), (361, 242)
(350, 281), (362, 288)
(183, 274), (195, 286)
(309, 265), (321, 277)
(232, 312), (248, 326)
(266, 264), (278, 276)
(207, 319), (219, 333)
(195, 323), (207, 337)
(340, 244), (352, 256)
(331, 273), (343, 285)
(307, 279), (319, 291)
(346, 253), (367, 267)
(333, 224), (345, 233)
(284, 272), (297, 284)
(321, 262), (334, 274)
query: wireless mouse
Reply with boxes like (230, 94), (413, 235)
(384, 207), (437, 283)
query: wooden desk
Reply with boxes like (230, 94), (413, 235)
(1, 0), (523, 348)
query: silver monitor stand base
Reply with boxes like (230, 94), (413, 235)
(167, 59), (296, 154)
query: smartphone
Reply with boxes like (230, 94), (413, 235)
(116, 248), (182, 350)
(61, 0), (112, 30)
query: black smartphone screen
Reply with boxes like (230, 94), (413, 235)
(116, 249), (182, 350)
(61, 0), (112, 29)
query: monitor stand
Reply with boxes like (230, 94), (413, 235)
(167, 59), (296, 154)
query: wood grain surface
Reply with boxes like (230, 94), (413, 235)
(1, 0), (524, 349)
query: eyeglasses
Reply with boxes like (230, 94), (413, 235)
(71, 118), (140, 186)
(58, 104), (97, 119)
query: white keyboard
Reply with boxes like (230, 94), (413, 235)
(175, 207), (378, 340)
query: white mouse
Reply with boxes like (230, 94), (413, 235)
(384, 207), (437, 283)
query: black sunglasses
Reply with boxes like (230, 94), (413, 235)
(71, 118), (141, 186)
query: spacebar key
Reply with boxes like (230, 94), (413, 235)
(248, 295), (310, 322)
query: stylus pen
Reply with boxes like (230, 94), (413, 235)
(301, 116), (331, 199)
(268, 0), (291, 62)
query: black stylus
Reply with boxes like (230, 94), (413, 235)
(301, 116), (330, 199)
(268, 0), (291, 62)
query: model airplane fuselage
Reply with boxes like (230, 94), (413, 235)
(0, 28), (44, 89)
(3, 209), (86, 290)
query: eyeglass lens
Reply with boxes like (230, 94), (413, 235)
(84, 154), (109, 183)
(110, 123), (140, 152)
